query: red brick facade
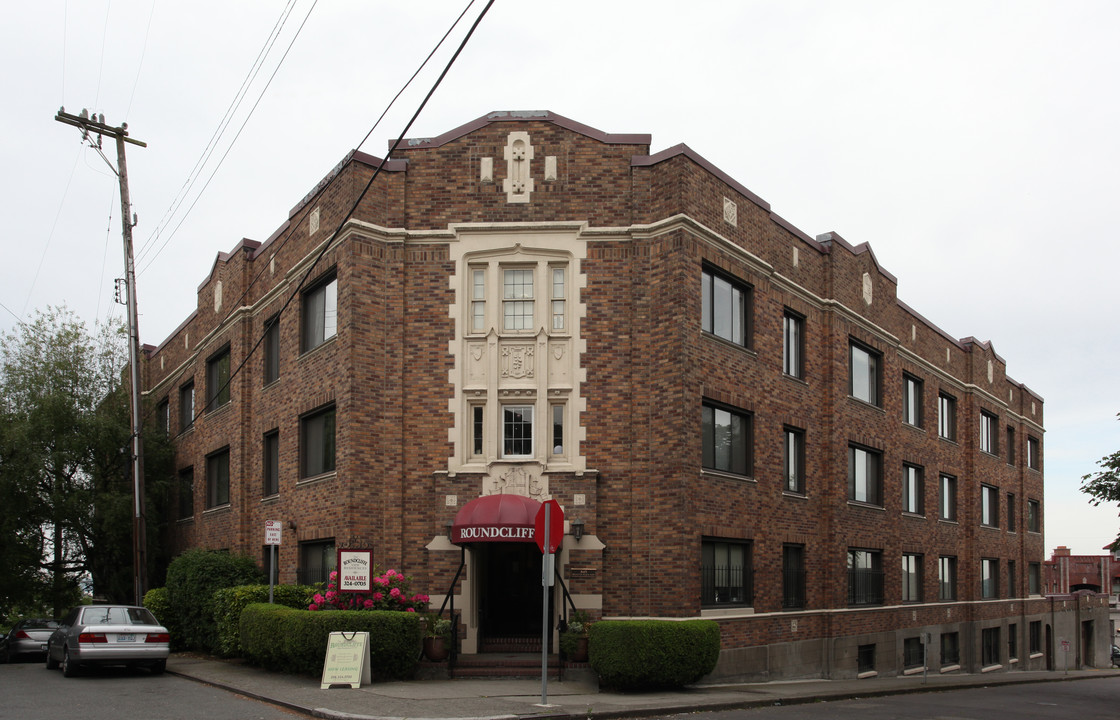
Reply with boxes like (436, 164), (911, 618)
(142, 111), (1112, 679)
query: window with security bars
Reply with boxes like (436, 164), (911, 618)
(297, 539), (336, 585)
(1029, 621), (1041, 654)
(903, 637), (923, 669)
(1008, 623), (1018, 660)
(982, 627), (1001, 666)
(847, 549), (884, 605)
(782, 544), (806, 609)
(941, 632), (960, 665)
(701, 539), (752, 607)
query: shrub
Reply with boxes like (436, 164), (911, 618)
(240, 603), (422, 679)
(211, 584), (317, 658)
(589, 619), (720, 690)
(142, 587), (182, 650)
(165, 548), (263, 653)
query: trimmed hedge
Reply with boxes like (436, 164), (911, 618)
(142, 587), (183, 650)
(211, 584), (317, 658)
(165, 549), (263, 653)
(240, 604), (422, 680)
(588, 620), (720, 691)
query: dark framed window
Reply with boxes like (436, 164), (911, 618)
(156, 398), (170, 436)
(701, 538), (752, 607)
(206, 447), (230, 508)
(939, 555), (957, 600)
(1028, 562), (1041, 594)
(702, 266), (751, 348)
(981, 558), (999, 598)
(903, 463), (923, 514)
(1007, 492), (1016, 532)
(1027, 499), (1041, 533)
(847, 548), (884, 605)
(981, 485), (999, 527)
(1008, 560), (1016, 598)
(782, 310), (804, 378)
(941, 632), (960, 665)
(263, 314), (280, 385)
(1027, 436), (1040, 470)
(848, 444), (882, 506)
(938, 392), (956, 441)
(982, 627), (1001, 666)
(1008, 623), (1018, 660)
(980, 411), (998, 455)
(903, 637), (923, 669)
(179, 381), (195, 433)
(783, 426), (805, 494)
(297, 539), (336, 585)
(471, 404), (484, 457)
(902, 553), (923, 603)
(857, 644), (876, 674)
(178, 467), (194, 520)
(903, 374), (923, 427)
(1029, 621), (1041, 654)
(263, 430), (279, 497)
(849, 341), (881, 406)
(782, 544), (806, 609)
(940, 474), (957, 521)
(1006, 425), (1016, 465)
(301, 272), (337, 352)
(502, 404), (534, 458)
(702, 401), (752, 476)
(206, 345), (231, 412)
(300, 404), (336, 478)
(551, 403), (564, 456)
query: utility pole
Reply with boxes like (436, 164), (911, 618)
(55, 108), (149, 605)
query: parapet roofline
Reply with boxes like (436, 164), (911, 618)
(391, 110), (651, 151)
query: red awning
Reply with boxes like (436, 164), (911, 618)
(451, 493), (541, 545)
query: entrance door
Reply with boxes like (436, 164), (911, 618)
(477, 542), (549, 651)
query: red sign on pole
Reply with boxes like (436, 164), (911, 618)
(534, 499), (564, 554)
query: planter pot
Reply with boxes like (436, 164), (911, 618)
(423, 636), (449, 662)
(568, 636), (588, 662)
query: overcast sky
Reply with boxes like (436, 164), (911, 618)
(2, 1), (1118, 557)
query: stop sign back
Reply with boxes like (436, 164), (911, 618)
(534, 499), (564, 554)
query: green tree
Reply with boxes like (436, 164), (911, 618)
(1080, 414), (1120, 551)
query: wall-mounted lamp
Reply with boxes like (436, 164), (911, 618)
(569, 518), (585, 542)
(287, 520), (297, 530)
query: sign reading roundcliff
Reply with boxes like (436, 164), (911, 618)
(336, 548), (373, 593)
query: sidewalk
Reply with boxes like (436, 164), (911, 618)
(166, 653), (1120, 720)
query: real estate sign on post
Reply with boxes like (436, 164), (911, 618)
(336, 548), (374, 593)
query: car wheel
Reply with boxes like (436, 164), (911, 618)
(61, 648), (79, 677)
(151, 659), (166, 675)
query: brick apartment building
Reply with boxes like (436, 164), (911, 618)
(1044, 545), (1120, 641)
(141, 111), (1112, 679)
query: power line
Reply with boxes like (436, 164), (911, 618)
(125, 0), (157, 120)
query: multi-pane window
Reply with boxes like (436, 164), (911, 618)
(980, 411), (998, 455)
(903, 464), (923, 514)
(902, 553), (923, 602)
(301, 272), (338, 352)
(502, 405), (534, 458)
(298, 539), (336, 585)
(471, 268), (486, 333)
(702, 401), (752, 476)
(179, 381), (195, 433)
(156, 398), (170, 437)
(782, 544), (806, 609)
(1007, 493), (1016, 532)
(471, 405), (484, 457)
(782, 310), (803, 378)
(206, 447), (230, 509)
(849, 341), (880, 406)
(503, 268), (534, 331)
(981, 485), (999, 527)
(550, 403), (564, 456)
(940, 474), (957, 521)
(263, 430), (279, 497)
(1006, 426), (1016, 465)
(702, 266), (751, 347)
(701, 538), (752, 607)
(300, 404), (336, 478)
(981, 558), (999, 598)
(903, 637), (923, 669)
(939, 555), (958, 600)
(206, 345), (231, 412)
(1027, 436), (1040, 470)
(178, 467), (194, 520)
(938, 393), (956, 440)
(941, 631), (960, 665)
(551, 267), (566, 331)
(903, 374), (923, 427)
(981, 627), (1001, 666)
(1028, 562), (1041, 594)
(783, 426), (805, 494)
(848, 445), (882, 505)
(263, 315), (280, 385)
(1029, 621), (1042, 654)
(847, 548), (884, 605)
(1027, 499), (1041, 533)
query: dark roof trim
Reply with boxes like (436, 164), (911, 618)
(815, 231), (898, 284)
(200, 238), (261, 290)
(393, 110), (651, 151)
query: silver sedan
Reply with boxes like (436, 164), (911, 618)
(0, 618), (59, 661)
(45, 605), (169, 677)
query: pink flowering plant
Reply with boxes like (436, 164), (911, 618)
(308, 568), (430, 613)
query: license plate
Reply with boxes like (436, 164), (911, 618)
(40, 643), (47, 651)
(116, 634), (135, 643)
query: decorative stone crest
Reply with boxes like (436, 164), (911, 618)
(503, 132), (535, 204)
(861, 272), (873, 305)
(501, 344), (535, 379)
(488, 466), (546, 498)
(723, 197), (738, 227)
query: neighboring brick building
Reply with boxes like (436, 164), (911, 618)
(141, 111), (1112, 679)
(1044, 545), (1120, 642)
